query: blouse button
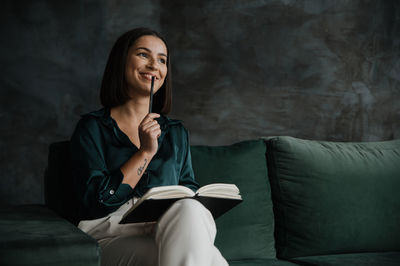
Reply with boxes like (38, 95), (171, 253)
(109, 189), (115, 195)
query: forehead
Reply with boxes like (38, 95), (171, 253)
(131, 35), (167, 55)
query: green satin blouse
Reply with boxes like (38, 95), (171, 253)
(70, 108), (199, 220)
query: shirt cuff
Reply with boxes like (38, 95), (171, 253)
(98, 168), (134, 206)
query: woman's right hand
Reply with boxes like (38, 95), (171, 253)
(138, 113), (161, 158)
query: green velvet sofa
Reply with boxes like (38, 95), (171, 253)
(1, 136), (399, 265)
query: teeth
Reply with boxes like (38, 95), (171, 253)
(143, 74), (155, 79)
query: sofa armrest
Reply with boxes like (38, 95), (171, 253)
(0, 204), (100, 266)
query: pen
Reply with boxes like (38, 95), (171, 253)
(149, 76), (155, 113)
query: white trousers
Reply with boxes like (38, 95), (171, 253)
(78, 199), (229, 266)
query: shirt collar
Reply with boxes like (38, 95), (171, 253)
(82, 108), (182, 148)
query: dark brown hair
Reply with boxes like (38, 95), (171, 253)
(100, 27), (172, 114)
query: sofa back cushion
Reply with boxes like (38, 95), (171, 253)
(266, 136), (400, 259)
(44, 141), (80, 225)
(191, 140), (276, 261)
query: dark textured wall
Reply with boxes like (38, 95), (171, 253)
(1, 0), (399, 204)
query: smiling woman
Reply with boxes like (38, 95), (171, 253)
(124, 35), (168, 98)
(100, 28), (172, 114)
(69, 28), (229, 266)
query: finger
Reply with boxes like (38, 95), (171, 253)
(148, 113), (160, 118)
(141, 120), (159, 131)
(140, 114), (160, 128)
(151, 128), (162, 139)
(144, 124), (161, 134)
(140, 117), (157, 128)
(140, 116), (153, 126)
(141, 124), (161, 135)
(142, 113), (160, 123)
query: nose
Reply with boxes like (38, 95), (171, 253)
(146, 57), (158, 70)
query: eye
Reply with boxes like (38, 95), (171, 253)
(137, 52), (148, 58)
(158, 58), (167, 64)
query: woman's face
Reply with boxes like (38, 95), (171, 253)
(125, 35), (168, 97)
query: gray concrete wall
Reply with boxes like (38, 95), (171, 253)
(1, 0), (399, 204)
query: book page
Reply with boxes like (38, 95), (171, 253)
(120, 183), (243, 223)
(144, 185), (195, 200)
(197, 183), (241, 200)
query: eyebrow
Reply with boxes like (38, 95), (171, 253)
(136, 47), (167, 58)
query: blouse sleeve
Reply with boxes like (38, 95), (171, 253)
(178, 127), (200, 192)
(70, 118), (134, 220)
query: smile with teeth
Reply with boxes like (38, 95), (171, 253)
(141, 73), (157, 81)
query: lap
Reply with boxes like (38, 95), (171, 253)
(99, 234), (157, 266)
(80, 198), (218, 266)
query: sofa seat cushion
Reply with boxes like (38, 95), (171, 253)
(290, 252), (400, 266)
(0, 204), (100, 266)
(191, 140), (276, 261)
(229, 258), (300, 265)
(266, 137), (400, 259)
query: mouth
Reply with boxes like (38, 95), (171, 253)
(140, 72), (158, 81)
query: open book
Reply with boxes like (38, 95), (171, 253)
(119, 183), (242, 224)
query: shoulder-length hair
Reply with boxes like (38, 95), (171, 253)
(100, 27), (172, 114)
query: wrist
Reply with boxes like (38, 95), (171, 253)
(137, 149), (155, 159)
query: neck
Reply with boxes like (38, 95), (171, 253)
(112, 95), (150, 126)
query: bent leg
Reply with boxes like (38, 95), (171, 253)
(155, 199), (228, 266)
(99, 234), (158, 266)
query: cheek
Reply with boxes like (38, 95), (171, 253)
(159, 67), (168, 87)
(125, 68), (135, 84)
(125, 61), (134, 76)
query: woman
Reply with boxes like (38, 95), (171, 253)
(70, 28), (228, 266)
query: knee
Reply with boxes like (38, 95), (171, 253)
(177, 198), (203, 210)
(175, 199), (211, 218)
(162, 198), (214, 225)
(156, 199), (217, 245)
